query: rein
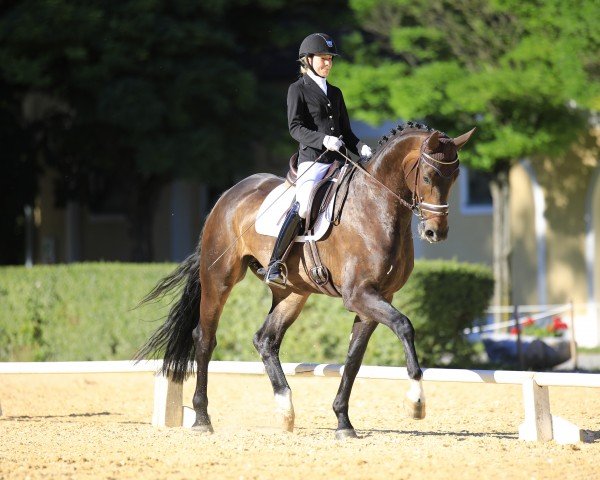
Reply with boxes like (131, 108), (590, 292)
(335, 138), (458, 219)
(335, 150), (417, 213)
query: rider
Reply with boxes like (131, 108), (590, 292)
(260, 32), (373, 288)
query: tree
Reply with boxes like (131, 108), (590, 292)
(336, 0), (599, 306)
(0, 0), (354, 262)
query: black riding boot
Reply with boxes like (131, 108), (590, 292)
(258, 202), (303, 289)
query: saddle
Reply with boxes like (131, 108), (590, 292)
(287, 152), (352, 232)
(286, 152), (357, 297)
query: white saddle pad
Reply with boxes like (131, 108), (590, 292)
(255, 182), (335, 242)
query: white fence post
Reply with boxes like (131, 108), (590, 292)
(519, 378), (553, 442)
(152, 372), (183, 427)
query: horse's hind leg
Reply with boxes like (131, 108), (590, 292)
(332, 316), (377, 439)
(253, 291), (308, 432)
(191, 259), (243, 433)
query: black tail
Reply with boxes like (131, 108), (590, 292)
(135, 246), (201, 382)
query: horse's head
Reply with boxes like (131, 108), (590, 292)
(406, 128), (476, 243)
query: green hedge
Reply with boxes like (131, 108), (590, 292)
(0, 263), (174, 361)
(0, 260), (493, 366)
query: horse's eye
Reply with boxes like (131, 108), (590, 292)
(423, 176), (431, 185)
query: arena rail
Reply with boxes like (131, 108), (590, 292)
(1, 360), (598, 444)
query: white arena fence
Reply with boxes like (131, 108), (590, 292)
(1, 360), (599, 444)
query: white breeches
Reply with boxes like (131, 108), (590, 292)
(295, 162), (331, 219)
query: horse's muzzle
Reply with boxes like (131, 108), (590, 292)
(418, 220), (449, 243)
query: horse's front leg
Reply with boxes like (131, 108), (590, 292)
(344, 287), (426, 420)
(333, 316), (377, 439)
(253, 291), (308, 432)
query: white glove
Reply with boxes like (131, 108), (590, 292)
(323, 135), (344, 152)
(359, 142), (373, 160)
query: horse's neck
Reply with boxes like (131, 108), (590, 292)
(345, 170), (414, 263)
(346, 136), (420, 241)
(363, 135), (421, 205)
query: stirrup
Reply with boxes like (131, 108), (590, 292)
(256, 261), (284, 277)
(264, 260), (288, 289)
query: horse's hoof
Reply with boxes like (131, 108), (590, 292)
(278, 413), (294, 433)
(335, 428), (358, 440)
(404, 398), (426, 420)
(191, 423), (214, 434)
(275, 392), (294, 432)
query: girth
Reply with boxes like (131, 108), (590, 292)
(303, 239), (341, 297)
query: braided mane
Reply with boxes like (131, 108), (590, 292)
(374, 121), (450, 153)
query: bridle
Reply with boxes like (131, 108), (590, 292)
(336, 136), (459, 220)
(405, 140), (459, 219)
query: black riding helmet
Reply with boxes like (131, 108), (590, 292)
(298, 33), (339, 58)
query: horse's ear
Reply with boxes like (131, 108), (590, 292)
(453, 127), (477, 150)
(427, 131), (440, 150)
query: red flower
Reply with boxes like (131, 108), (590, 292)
(522, 317), (535, 327)
(509, 326), (521, 334)
(552, 316), (568, 331)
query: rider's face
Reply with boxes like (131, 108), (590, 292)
(310, 54), (333, 77)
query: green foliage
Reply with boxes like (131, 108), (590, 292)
(0, 261), (493, 367)
(0, 0), (357, 182)
(337, 0), (599, 171)
(0, 1), (263, 180)
(0, 0), (357, 261)
(0, 263), (174, 361)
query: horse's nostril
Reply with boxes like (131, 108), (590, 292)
(425, 229), (435, 238)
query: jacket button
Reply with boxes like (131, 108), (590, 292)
(329, 115), (332, 119)
(330, 127), (334, 131)
(327, 103), (331, 107)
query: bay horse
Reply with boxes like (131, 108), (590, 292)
(137, 123), (475, 439)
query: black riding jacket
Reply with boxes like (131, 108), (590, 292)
(287, 74), (360, 164)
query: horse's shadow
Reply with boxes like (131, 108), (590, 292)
(1, 411), (116, 421)
(1, 412), (163, 427)
(300, 426), (517, 440)
(583, 430), (600, 443)
(359, 428), (517, 440)
(303, 427), (600, 443)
